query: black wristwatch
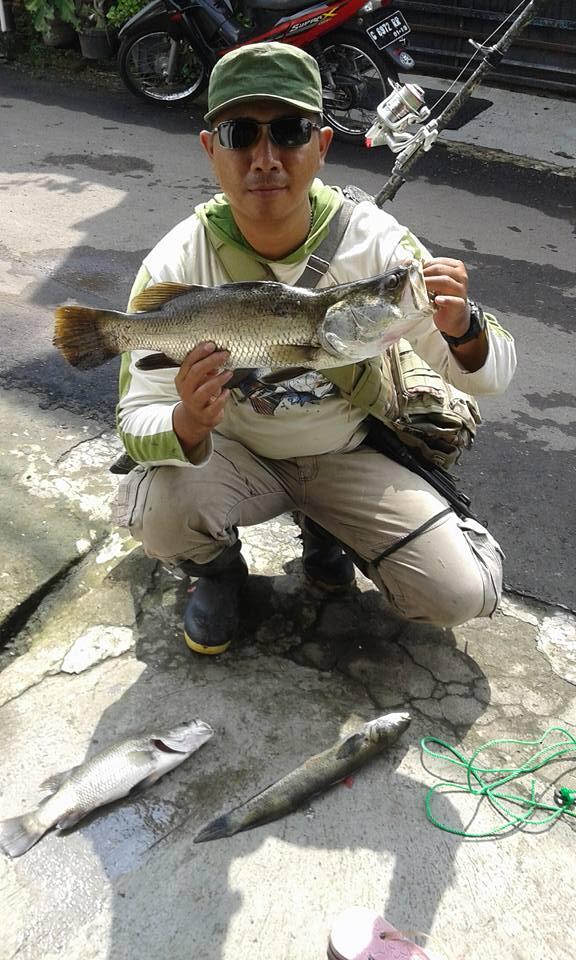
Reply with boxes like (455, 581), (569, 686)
(441, 300), (486, 347)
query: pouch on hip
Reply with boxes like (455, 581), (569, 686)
(115, 465), (155, 537)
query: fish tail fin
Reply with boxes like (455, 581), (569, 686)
(193, 813), (236, 844)
(53, 305), (119, 369)
(0, 813), (46, 858)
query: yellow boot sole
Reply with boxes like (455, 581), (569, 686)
(184, 630), (231, 656)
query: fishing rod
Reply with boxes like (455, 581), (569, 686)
(366, 0), (556, 205)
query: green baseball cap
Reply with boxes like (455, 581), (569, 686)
(204, 42), (323, 124)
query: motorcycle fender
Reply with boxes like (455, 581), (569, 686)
(118, 0), (173, 39)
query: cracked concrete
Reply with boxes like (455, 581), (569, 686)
(0, 417), (575, 959)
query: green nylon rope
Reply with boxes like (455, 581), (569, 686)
(420, 725), (576, 838)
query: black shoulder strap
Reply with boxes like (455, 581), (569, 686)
(294, 198), (356, 289)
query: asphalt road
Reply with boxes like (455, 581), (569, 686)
(1, 67), (574, 611)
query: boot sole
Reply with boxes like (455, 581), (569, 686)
(304, 572), (355, 594)
(183, 630), (231, 656)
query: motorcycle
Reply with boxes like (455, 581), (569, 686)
(117, 0), (415, 143)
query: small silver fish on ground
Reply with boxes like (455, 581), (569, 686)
(194, 712), (411, 843)
(0, 719), (213, 858)
(53, 261), (432, 375)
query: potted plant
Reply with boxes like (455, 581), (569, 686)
(77, 0), (117, 58)
(24, 0), (79, 47)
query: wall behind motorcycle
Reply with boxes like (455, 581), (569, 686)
(400, 0), (575, 93)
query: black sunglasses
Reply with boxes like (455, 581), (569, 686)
(211, 116), (321, 150)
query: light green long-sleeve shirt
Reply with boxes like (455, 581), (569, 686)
(117, 196), (516, 467)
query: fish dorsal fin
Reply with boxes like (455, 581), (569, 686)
(336, 732), (365, 760)
(130, 282), (203, 313)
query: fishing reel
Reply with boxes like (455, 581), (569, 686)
(365, 82), (439, 161)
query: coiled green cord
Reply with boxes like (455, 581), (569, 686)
(420, 725), (576, 838)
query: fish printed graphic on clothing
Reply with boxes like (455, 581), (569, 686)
(235, 370), (336, 417)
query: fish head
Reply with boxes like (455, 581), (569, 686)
(153, 719), (214, 756)
(398, 256), (436, 319)
(363, 712), (412, 744)
(320, 261), (433, 361)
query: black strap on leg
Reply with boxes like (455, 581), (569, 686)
(373, 507), (453, 564)
(365, 418), (478, 521)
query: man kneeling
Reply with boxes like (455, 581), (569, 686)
(116, 43), (516, 654)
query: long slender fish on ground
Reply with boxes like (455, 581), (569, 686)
(194, 712), (411, 843)
(52, 260), (433, 376)
(0, 719), (213, 858)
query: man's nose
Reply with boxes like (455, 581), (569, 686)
(250, 128), (282, 171)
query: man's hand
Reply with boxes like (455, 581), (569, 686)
(423, 257), (488, 371)
(423, 257), (470, 339)
(172, 342), (233, 458)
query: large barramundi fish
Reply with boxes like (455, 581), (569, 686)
(53, 260), (432, 375)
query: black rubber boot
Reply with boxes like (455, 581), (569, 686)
(182, 545), (249, 655)
(298, 515), (355, 593)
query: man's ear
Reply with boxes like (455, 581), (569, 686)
(318, 126), (333, 165)
(199, 130), (215, 159)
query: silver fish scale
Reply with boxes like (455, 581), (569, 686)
(110, 284), (329, 368)
(42, 737), (157, 823)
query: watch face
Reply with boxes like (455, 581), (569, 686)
(442, 301), (485, 345)
(469, 302), (486, 333)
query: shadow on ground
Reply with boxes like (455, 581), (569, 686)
(65, 549), (490, 959)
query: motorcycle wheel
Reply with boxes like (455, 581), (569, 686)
(118, 30), (208, 104)
(318, 30), (398, 144)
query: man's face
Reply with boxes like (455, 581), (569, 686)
(200, 100), (333, 225)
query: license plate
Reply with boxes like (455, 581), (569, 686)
(366, 10), (410, 49)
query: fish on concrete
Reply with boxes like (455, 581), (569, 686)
(53, 261), (433, 375)
(194, 711), (411, 843)
(0, 719), (213, 858)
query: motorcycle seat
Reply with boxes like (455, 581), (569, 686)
(248, 0), (309, 10)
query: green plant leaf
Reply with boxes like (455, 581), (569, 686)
(106, 0), (148, 27)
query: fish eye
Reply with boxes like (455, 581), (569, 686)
(385, 274), (401, 290)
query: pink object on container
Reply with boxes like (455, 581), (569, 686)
(327, 907), (443, 960)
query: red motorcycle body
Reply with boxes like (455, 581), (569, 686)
(225, 0), (376, 52)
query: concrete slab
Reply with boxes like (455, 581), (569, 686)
(0, 385), (122, 630)
(0, 506), (575, 960)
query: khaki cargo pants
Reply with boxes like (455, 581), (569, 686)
(117, 435), (503, 627)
